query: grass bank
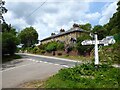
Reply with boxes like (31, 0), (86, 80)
(57, 55), (93, 62)
(2, 54), (22, 63)
(44, 63), (119, 88)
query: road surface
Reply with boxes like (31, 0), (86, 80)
(2, 53), (82, 88)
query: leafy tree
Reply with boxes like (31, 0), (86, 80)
(18, 26), (38, 47)
(100, 1), (120, 64)
(2, 32), (19, 55)
(104, 1), (120, 35)
(2, 23), (19, 55)
(92, 25), (107, 40)
(76, 33), (93, 56)
(79, 23), (92, 31)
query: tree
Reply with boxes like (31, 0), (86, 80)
(2, 32), (19, 55)
(2, 23), (19, 55)
(18, 27), (38, 47)
(76, 33), (93, 56)
(79, 23), (92, 31)
(92, 25), (107, 40)
(104, 1), (120, 35)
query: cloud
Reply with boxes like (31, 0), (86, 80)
(85, 12), (101, 20)
(4, 0), (117, 40)
(4, 1), (91, 40)
(6, 0), (117, 2)
(99, 1), (118, 25)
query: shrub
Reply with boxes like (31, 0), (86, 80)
(57, 42), (64, 50)
(38, 43), (47, 50)
(45, 42), (57, 52)
(40, 50), (46, 54)
(2, 32), (19, 55)
(32, 47), (40, 54)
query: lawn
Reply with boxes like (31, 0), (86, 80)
(44, 63), (119, 88)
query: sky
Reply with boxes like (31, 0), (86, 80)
(3, 0), (118, 40)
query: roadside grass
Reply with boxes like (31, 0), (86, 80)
(44, 63), (119, 88)
(57, 55), (93, 62)
(19, 80), (45, 88)
(2, 54), (22, 63)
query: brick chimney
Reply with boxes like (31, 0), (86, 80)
(60, 29), (65, 33)
(73, 23), (79, 28)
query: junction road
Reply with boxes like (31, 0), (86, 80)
(2, 53), (82, 88)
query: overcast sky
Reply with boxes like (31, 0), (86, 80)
(4, 0), (118, 40)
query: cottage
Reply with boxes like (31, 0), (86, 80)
(40, 24), (88, 45)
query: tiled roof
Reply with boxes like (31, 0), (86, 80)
(40, 27), (88, 42)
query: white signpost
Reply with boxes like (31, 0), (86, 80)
(81, 34), (115, 65)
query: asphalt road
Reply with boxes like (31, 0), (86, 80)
(2, 53), (82, 88)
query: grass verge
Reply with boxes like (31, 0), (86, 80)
(44, 63), (119, 88)
(57, 55), (93, 62)
(2, 54), (22, 63)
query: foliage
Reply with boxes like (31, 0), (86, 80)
(18, 26), (38, 47)
(2, 54), (22, 63)
(79, 23), (92, 31)
(92, 25), (108, 40)
(2, 23), (20, 55)
(114, 33), (120, 42)
(45, 42), (58, 52)
(76, 33), (93, 55)
(40, 50), (46, 54)
(32, 46), (41, 54)
(57, 42), (64, 50)
(38, 43), (48, 50)
(99, 1), (120, 64)
(104, 1), (120, 35)
(41, 41), (65, 52)
(45, 63), (119, 88)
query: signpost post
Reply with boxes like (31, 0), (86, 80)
(81, 34), (115, 65)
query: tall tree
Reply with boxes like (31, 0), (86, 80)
(18, 26), (38, 47)
(92, 25), (107, 40)
(104, 1), (120, 35)
(2, 23), (19, 55)
(79, 23), (92, 31)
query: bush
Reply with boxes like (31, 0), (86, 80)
(76, 34), (94, 56)
(2, 32), (19, 55)
(45, 42), (57, 52)
(32, 47), (40, 54)
(40, 50), (46, 54)
(57, 42), (64, 50)
(38, 43), (47, 50)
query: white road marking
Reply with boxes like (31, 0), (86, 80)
(2, 63), (35, 72)
(28, 59), (70, 68)
(48, 62), (53, 64)
(54, 64), (60, 66)
(18, 53), (81, 63)
(44, 62), (48, 63)
(62, 65), (69, 68)
(39, 61), (42, 62)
